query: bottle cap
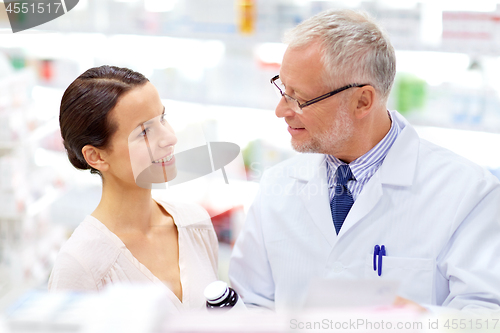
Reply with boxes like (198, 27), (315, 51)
(204, 281), (229, 303)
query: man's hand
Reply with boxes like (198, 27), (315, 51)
(393, 296), (428, 313)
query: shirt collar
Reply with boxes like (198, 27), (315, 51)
(325, 111), (400, 182)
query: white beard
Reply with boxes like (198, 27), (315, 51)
(291, 104), (354, 155)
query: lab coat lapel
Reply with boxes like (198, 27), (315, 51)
(338, 172), (383, 237)
(378, 112), (419, 187)
(338, 113), (419, 237)
(288, 154), (337, 247)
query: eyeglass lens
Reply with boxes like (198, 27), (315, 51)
(272, 77), (302, 113)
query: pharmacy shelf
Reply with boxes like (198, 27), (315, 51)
(0, 118), (59, 151)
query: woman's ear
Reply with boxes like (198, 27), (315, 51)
(82, 145), (109, 173)
(353, 85), (376, 120)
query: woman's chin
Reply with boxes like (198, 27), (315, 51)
(134, 165), (177, 189)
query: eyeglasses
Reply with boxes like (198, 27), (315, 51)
(270, 75), (369, 114)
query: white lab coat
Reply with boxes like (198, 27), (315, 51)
(229, 110), (500, 313)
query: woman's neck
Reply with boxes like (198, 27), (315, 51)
(91, 180), (160, 235)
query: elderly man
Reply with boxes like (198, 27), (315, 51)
(229, 9), (500, 312)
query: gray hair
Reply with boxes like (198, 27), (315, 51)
(284, 9), (396, 102)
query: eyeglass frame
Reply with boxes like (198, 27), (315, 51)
(270, 74), (369, 114)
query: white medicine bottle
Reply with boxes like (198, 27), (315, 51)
(204, 280), (247, 311)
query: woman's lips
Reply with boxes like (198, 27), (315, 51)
(152, 155), (175, 167)
(152, 153), (174, 164)
(151, 146), (175, 166)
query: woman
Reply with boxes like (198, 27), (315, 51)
(49, 65), (218, 311)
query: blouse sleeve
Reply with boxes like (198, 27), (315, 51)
(48, 251), (98, 292)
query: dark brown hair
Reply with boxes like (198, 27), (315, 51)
(59, 65), (149, 176)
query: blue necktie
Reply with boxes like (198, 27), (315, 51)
(330, 164), (354, 234)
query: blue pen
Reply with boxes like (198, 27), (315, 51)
(378, 245), (386, 276)
(373, 245), (380, 271)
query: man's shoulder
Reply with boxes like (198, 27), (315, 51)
(417, 138), (500, 189)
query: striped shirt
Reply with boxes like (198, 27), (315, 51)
(325, 111), (402, 202)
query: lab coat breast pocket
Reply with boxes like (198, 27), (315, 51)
(364, 254), (435, 305)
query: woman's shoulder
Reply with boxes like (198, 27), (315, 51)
(52, 216), (122, 282)
(59, 216), (121, 256)
(155, 199), (213, 229)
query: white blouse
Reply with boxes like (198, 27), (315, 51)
(48, 200), (218, 312)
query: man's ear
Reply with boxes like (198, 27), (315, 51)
(353, 85), (376, 120)
(82, 145), (109, 173)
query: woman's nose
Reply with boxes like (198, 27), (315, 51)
(158, 124), (177, 147)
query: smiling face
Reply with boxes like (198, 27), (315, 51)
(275, 42), (356, 158)
(103, 82), (178, 189)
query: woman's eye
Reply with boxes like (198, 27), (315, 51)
(140, 128), (149, 137)
(160, 114), (167, 124)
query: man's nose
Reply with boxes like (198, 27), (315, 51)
(275, 96), (296, 118)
